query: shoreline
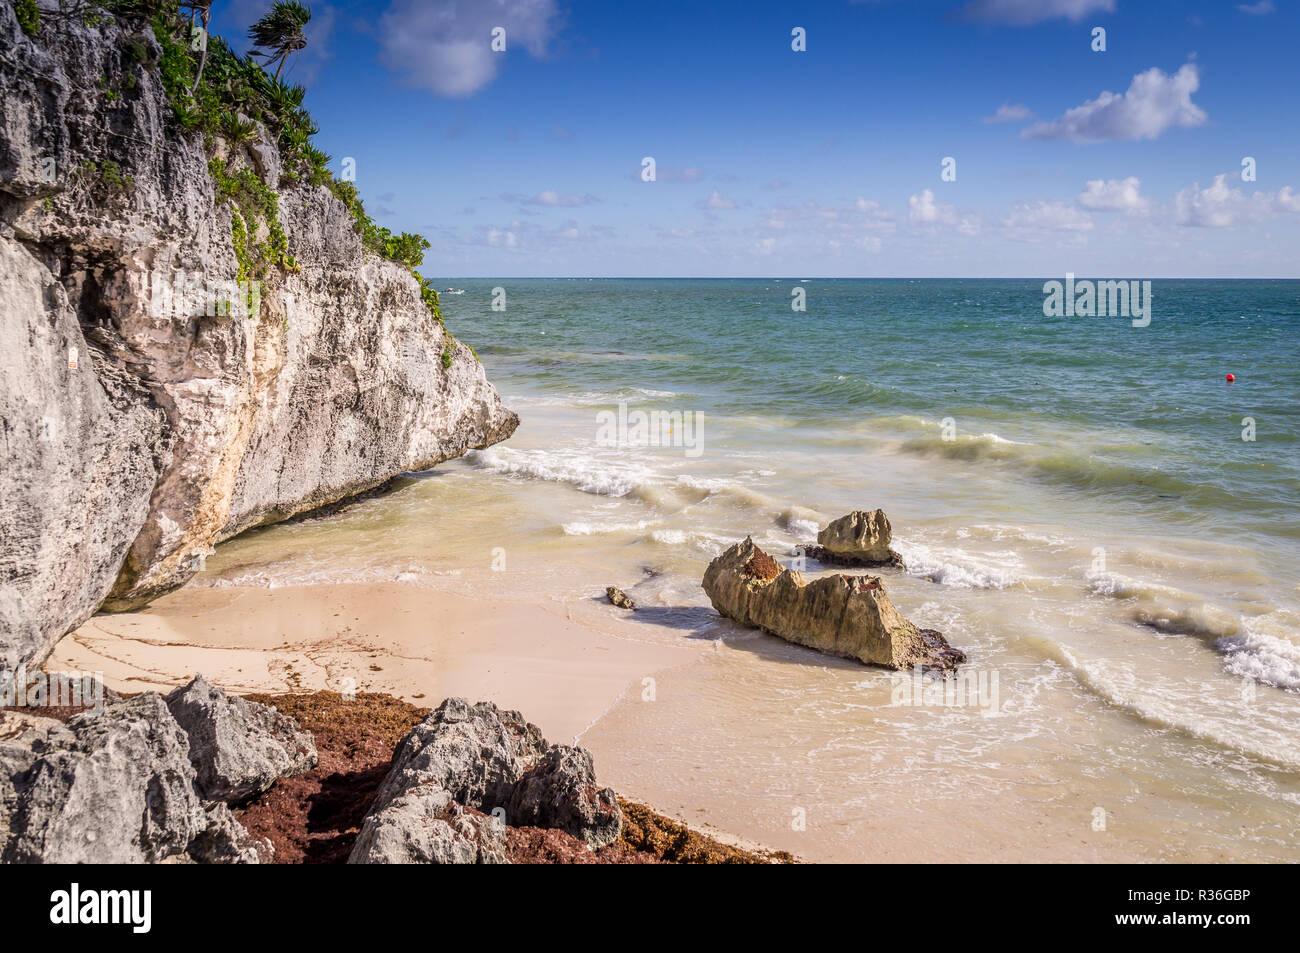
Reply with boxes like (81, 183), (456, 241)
(44, 579), (792, 860)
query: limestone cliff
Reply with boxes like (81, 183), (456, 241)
(0, 4), (518, 670)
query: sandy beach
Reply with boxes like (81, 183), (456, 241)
(47, 582), (703, 746)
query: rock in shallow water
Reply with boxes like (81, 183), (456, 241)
(804, 509), (904, 568)
(606, 586), (636, 609)
(350, 698), (621, 863)
(703, 537), (965, 673)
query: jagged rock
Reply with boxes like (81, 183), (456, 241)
(804, 509), (904, 568)
(349, 786), (508, 864)
(164, 675), (317, 803)
(372, 697), (548, 814)
(187, 803), (265, 864)
(606, 586), (636, 609)
(507, 745), (622, 848)
(0, 680), (312, 863)
(0, 6), (518, 670)
(0, 694), (206, 863)
(703, 537), (965, 673)
(350, 698), (623, 863)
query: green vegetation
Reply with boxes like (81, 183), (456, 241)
(37, 1), (453, 336)
(142, 1), (444, 324)
(76, 159), (135, 194)
(247, 1), (310, 81)
(413, 272), (444, 324)
(16, 0), (39, 36)
(209, 157), (298, 283)
(441, 350), (453, 370)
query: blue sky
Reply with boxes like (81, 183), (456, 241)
(216, 0), (1300, 277)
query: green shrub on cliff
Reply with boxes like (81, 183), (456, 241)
(46, 1), (449, 330)
(16, 0), (40, 35)
(140, 2), (445, 324)
(210, 157), (298, 284)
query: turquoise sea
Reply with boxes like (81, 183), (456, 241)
(207, 278), (1300, 861)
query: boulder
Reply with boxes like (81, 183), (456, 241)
(349, 786), (508, 865)
(507, 745), (622, 848)
(606, 586), (636, 609)
(371, 697), (548, 815)
(0, 676), (316, 862)
(805, 509), (903, 568)
(350, 698), (623, 863)
(703, 537), (965, 673)
(165, 675), (316, 803)
(0, 694), (206, 863)
(187, 803), (267, 864)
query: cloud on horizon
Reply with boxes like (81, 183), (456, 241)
(1172, 174), (1300, 227)
(1077, 176), (1148, 211)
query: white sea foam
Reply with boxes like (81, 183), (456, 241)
(562, 519), (660, 536)
(893, 539), (1022, 589)
(1218, 612), (1300, 691)
(198, 563), (461, 590)
(466, 447), (652, 497)
(1053, 646), (1300, 769)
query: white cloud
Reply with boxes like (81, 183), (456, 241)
(1237, 1), (1275, 14)
(983, 102), (1034, 124)
(1078, 176), (1148, 211)
(908, 191), (980, 235)
(532, 189), (594, 207)
(1002, 201), (1094, 241)
(704, 189), (737, 210)
(377, 0), (560, 98)
(1023, 63), (1206, 143)
(485, 227), (519, 248)
(960, 0), (1114, 25)
(908, 189), (945, 224)
(1172, 174), (1300, 227)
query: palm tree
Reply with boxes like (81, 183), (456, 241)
(248, 2), (311, 81)
(183, 1), (214, 94)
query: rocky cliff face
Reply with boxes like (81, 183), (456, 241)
(0, 6), (518, 670)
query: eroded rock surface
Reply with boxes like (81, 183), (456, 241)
(165, 674), (317, 803)
(803, 509), (904, 568)
(0, 675), (312, 863)
(508, 745), (622, 848)
(703, 537), (965, 672)
(0, 7), (517, 671)
(350, 698), (622, 863)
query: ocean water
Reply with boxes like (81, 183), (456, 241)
(205, 278), (1300, 861)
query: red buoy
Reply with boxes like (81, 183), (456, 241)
(1226, 374), (1236, 383)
